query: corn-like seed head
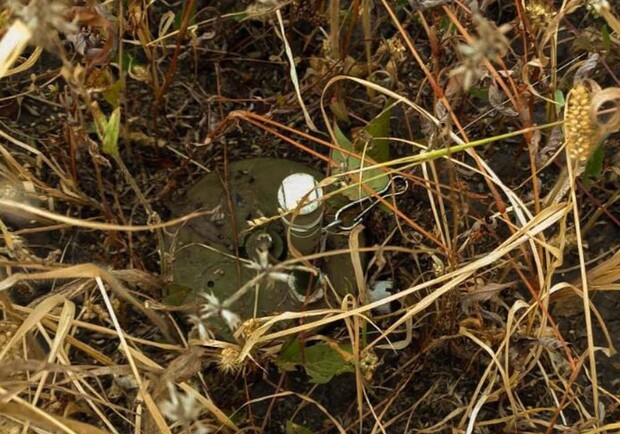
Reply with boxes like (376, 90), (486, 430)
(565, 83), (597, 164)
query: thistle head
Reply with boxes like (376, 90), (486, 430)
(218, 346), (243, 373)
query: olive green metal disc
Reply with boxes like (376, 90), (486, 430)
(167, 158), (361, 339)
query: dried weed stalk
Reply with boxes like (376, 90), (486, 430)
(451, 14), (511, 91)
(7, 0), (75, 50)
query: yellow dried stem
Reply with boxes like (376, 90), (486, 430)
(0, 20), (32, 79)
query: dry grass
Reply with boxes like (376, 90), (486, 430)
(1, 0), (620, 433)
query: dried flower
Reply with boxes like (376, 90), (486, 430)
(218, 346), (242, 373)
(244, 237), (296, 290)
(220, 309), (242, 331)
(235, 319), (262, 341)
(526, 0), (556, 30)
(408, 0), (452, 11)
(187, 313), (215, 340)
(360, 349), (379, 381)
(450, 14), (511, 91)
(588, 0), (620, 36)
(197, 293), (241, 332)
(159, 383), (202, 423)
(242, 232), (324, 304)
(588, 0), (610, 16)
(8, 0), (76, 50)
(254, 233), (272, 269)
(431, 254), (445, 277)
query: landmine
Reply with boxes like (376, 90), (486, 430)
(166, 158), (361, 340)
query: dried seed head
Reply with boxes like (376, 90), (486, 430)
(526, 1), (555, 29)
(8, 0), (76, 49)
(565, 83), (596, 164)
(218, 347), (242, 373)
(0, 321), (22, 362)
(235, 319), (262, 341)
(450, 14), (511, 91)
(360, 349), (379, 381)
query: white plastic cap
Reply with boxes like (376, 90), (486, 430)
(277, 173), (323, 215)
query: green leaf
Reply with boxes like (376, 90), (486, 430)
(276, 338), (302, 372)
(554, 90), (565, 116)
(102, 108), (121, 156)
(286, 421), (314, 434)
(331, 122), (389, 201)
(602, 25), (611, 51)
(304, 344), (353, 384)
(358, 101), (392, 162)
(584, 143), (605, 182)
(174, 3), (197, 29)
(121, 51), (134, 73)
(438, 16), (451, 31)
(468, 87), (488, 100)
(276, 340), (354, 384)
(230, 10), (248, 22)
(102, 79), (123, 108)
(330, 98), (350, 123)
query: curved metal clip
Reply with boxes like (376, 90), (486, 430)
(326, 175), (409, 232)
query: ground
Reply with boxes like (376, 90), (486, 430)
(1, 1), (620, 433)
